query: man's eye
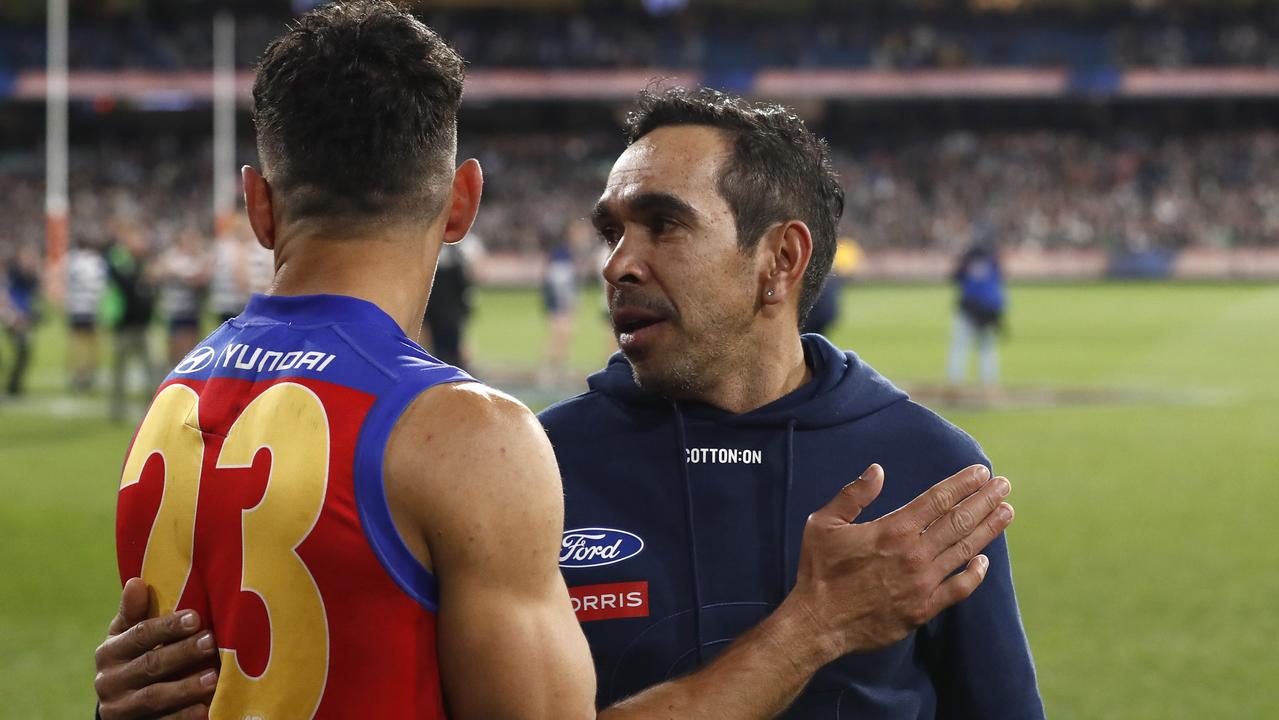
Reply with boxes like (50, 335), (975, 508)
(650, 217), (677, 235)
(599, 226), (622, 247)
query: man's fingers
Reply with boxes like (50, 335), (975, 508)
(927, 554), (990, 616)
(99, 670), (216, 720)
(897, 464), (991, 528)
(107, 578), (151, 637)
(924, 476), (1012, 553)
(933, 501), (1014, 573)
(98, 610), (202, 665)
(814, 464), (884, 524)
(116, 631), (218, 691)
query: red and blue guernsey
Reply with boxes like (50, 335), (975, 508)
(116, 294), (470, 719)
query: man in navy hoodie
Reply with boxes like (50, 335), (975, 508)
(545, 87), (1043, 719)
(92, 87), (1035, 718)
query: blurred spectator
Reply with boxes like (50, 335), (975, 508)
(803, 278), (842, 337)
(151, 225), (210, 365)
(946, 226), (1006, 389)
(541, 239), (577, 386)
(422, 239), (478, 370)
(3, 243), (42, 397)
(802, 236), (863, 337)
(540, 220), (594, 387)
(104, 222), (157, 422)
(209, 215), (273, 323)
(65, 235), (108, 392)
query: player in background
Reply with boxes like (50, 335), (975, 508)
(209, 215), (272, 323)
(540, 229), (580, 387)
(103, 220), (157, 422)
(801, 236), (861, 336)
(95, 3), (1014, 718)
(946, 222), (1006, 392)
(3, 242), (42, 397)
(420, 238), (475, 370)
(151, 226), (210, 365)
(66, 235), (109, 392)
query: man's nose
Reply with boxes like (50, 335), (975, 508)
(602, 235), (646, 287)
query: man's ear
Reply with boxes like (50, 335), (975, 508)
(442, 159), (483, 245)
(242, 166), (276, 251)
(759, 220), (813, 308)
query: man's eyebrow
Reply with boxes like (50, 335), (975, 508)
(591, 192), (699, 228)
(590, 201), (613, 227)
(629, 192), (699, 222)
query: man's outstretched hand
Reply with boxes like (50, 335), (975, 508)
(780, 463), (1014, 663)
(94, 577), (218, 720)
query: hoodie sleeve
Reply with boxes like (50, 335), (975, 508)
(919, 453), (1045, 720)
(924, 527), (1044, 719)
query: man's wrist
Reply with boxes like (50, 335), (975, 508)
(762, 594), (844, 677)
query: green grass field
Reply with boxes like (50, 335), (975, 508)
(3, 283), (1277, 718)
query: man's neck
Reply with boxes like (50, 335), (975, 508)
(692, 331), (811, 415)
(268, 227), (437, 340)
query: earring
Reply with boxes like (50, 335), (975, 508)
(766, 288), (775, 297)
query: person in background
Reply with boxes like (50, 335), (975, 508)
(946, 224), (1006, 391)
(540, 225), (582, 387)
(3, 243), (42, 397)
(209, 215), (273, 323)
(151, 226), (210, 365)
(801, 236), (863, 336)
(104, 221), (157, 422)
(422, 236), (477, 370)
(66, 235), (109, 392)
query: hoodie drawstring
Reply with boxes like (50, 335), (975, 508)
(672, 403), (707, 666)
(779, 418), (797, 602)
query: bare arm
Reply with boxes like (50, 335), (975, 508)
(386, 384), (597, 719)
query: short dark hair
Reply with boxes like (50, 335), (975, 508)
(624, 87), (845, 325)
(252, 0), (464, 223)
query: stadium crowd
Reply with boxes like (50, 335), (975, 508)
(476, 128), (1279, 253)
(2, 124), (1275, 402)
(2, 7), (1279, 73)
(4, 127), (1279, 261)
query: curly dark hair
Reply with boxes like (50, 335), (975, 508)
(625, 87), (845, 325)
(252, 0), (465, 223)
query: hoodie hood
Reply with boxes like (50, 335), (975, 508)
(587, 333), (908, 429)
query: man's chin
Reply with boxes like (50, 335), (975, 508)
(627, 356), (698, 401)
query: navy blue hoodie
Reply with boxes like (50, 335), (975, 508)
(540, 335), (1043, 719)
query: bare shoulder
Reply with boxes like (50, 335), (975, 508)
(384, 381), (564, 564)
(388, 380), (556, 489)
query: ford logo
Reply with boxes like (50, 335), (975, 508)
(559, 528), (644, 568)
(173, 346), (216, 375)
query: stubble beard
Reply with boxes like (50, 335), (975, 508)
(629, 349), (701, 401)
(626, 306), (752, 403)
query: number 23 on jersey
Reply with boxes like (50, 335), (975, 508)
(119, 381), (332, 720)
